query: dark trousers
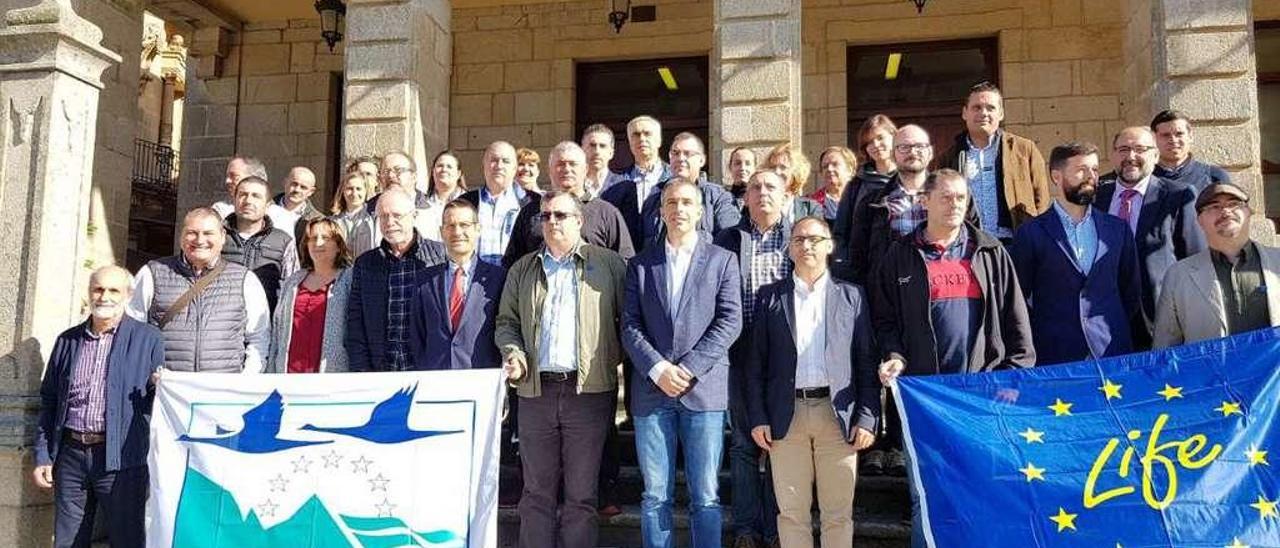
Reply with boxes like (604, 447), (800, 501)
(53, 439), (147, 548)
(517, 378), (614, 548)
(597, 387), (621, 506)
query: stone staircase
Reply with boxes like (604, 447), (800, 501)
(496, 427), (912, 547)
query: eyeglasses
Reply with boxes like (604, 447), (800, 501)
(894, 143), (931, 154)
(378, 212), (413, 222)
(790, 235), (831, 247)
(1201, 200), (1247, 214)
(381, 167), (414, 176)
(538, 211), (578, 223)
(1114, 145), (1155, 156)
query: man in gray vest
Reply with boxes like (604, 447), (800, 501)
(127, 207), (271, 373)
(221, 176), (298, 313)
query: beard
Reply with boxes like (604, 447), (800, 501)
(1065, 183), (1096, 206)
(91, 302), (120, 320)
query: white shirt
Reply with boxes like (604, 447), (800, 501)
(634, 163), (664, 206)
(126, 259), (272, 373)
(648, 237), (697, 384)
(793, 272), (830, 390)
(1106, 175), (1151, 235)
(213, 201), (299, 242)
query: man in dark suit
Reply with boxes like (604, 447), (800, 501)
(409, 199), (505, 370)
(1095, 126), (1206, 331)
(745, 217), (878, 548)
(346, 189), (447, 372)
(1012, 142), (1149, 365)
(33, 266), (165, 548)
(622, 179), (743, 548)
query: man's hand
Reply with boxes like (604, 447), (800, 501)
(150, 367), (165, 386)
(654, 363), (693, 398)
(502, 356), (525, 381)
(32, 465), (53, 489)
(850, 427), (876, 451)
(750, 425), (773, 452)
(879, 358), (905, 386)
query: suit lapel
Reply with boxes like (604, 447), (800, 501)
(1043, 211), (1084, 274)
(459, 265), (488, 334)
(653, 252), (671, 322)
(1187, 254), (1228, 331)
(820, 279), (846, 386)
(433, 266), (451, 334)
(1134, 178), (1162, 241)
(1091, 210), (1113, 276)
(780, 277), (797, 342)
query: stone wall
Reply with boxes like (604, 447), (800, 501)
(449, 0), (713, 181)
(802, 0), (1127, 174)
(178, 19), (343, 216)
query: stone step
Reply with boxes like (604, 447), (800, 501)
(496, 504), (912, 548)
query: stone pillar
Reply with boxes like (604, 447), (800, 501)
(1127, 0), (1267, 239)
(343, 0), (450, 191)
(711, 0), (802, 184)
(0, 0), (121, 545)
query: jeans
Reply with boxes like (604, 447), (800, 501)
(634, 404), (725, 548)
(729, 417), (778, 540)
(53, 439), (147, 548)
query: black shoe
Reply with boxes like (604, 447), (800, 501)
(860, 449), (885, 476)
(732, 534), (762, 548)
(886, 448), (907, 476)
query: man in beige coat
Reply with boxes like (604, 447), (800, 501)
(1154, 182), (1280, 347)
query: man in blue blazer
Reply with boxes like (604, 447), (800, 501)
(1013, 142), (1150, 365)
(744, 217), (878, 548)
(409, 199), (505, 370)
(33, 266), (165, 548)
(1095, 126), (1206, 332)
(622, 179), (743, 548)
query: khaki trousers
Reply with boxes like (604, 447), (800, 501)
(770, 396), (859, 548)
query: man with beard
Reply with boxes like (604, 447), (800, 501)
(1096, 127), (1205, 333)
(1154, 183), (1280, 346)
(34, 266), (164, 548)
(1011, 142), (1148, 364)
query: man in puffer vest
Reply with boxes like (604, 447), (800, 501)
(127, 207), (271, 373)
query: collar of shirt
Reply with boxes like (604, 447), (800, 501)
(965, 129), (1002, 154)
(449, 255), (478, 277)
(1052, 201), (1093, 228)
(914, 225), (972, 261)
(1211, 241), (1257, 269)
(665, 238), (697, 261)
(481, 184), (525, 205)
(539, 241), (584, 265)
(380, 235), (420, 259)
(1119, 174), (1152, 198)
(750, 218), (786, 241)
(180, 254), (220, 276)
(793, 271), (830, 298)
(83, 322), (118, 339)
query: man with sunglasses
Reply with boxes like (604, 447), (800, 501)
(1096, 126), (1205, 334)
(495, 191), (627, 548)
(1154, 182), (1280, 346)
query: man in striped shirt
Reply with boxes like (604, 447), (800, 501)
(33, 266), (166, 547)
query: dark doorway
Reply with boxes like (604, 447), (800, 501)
(1258, 21), (1280, 226)
(575, 56), (710, 172)
(847, 38), (999, 152)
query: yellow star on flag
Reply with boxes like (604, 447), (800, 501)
(1246, 446), (1269, 467)
(1251, 495), (1278, 519)
(1099, 379), (1123, 400)
(1019, 462), (1046, 482)
(1157, 384), (1184, 401)
(1049, 507), (1078, 532)
(1216, 401), (1243, 417)
(1048, 398), (1073, 416)
(1225, 538), (1250, 548)
(1018, 427), (1045, 444)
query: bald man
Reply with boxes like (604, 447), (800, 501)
(462, 141), (533, 265)
(35, 266), (165, 548)
(274, 166), (324, 238)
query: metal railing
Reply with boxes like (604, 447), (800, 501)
(131, 138), (178, 196)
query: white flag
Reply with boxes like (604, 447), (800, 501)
(148, 369), (505, 548)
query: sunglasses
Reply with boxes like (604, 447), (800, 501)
(538, 211), (578, 223)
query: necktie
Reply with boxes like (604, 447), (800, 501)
(1117, 188), (1139, 229)
(448, 266), (465, 332)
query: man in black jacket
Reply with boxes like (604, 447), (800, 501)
(222, 176), (298, 313)
(869, 169), (1034, 508)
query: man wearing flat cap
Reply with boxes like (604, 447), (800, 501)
(1154, 182), (1280, 347)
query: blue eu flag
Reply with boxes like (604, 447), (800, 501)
(896, 329), (1280, 547)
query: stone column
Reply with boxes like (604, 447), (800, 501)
(0, 0), (120, 545)
(711, 0), (802, 184)
(343, 0), (450, 191)
(1127, 0), (1267, 239)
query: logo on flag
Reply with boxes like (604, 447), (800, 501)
(148, 370), (505, 548)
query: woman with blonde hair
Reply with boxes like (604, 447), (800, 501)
(330, 170), (375, 237)
(764, 143), (822, 222)
(267, 218), (354, 374)
(812, 146), (859, 222)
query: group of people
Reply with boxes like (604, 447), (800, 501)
(32, 80), (1275, 548)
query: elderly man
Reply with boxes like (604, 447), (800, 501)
(581, 123), (627, 198)
(1150, 109), (1231, 193)
(222, 176), (298, 312)
(461, 141), (532, 265)
(127, 207), (270, 373)
(1154, 183), (1280, 347)
(1096, 126), (1206, 331)
(938, 81), (1052, 240)
(34, 266), (165, 548)
(624, 179), (743, 548)
(496, 191), (627, 548)
(346, 189), (447, 372)
(502, 141), (634, 267)
(746, 218), (878, 548)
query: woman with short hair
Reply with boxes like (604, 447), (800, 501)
(267, 218), (354, 374)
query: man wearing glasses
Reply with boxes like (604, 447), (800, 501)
(495, 191), (627, 548)
(744, 217), (879, 548)
(350, 151), (432, 255)
(1096, 126), (1205, 333)
(1154, 182), (1280, 346)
